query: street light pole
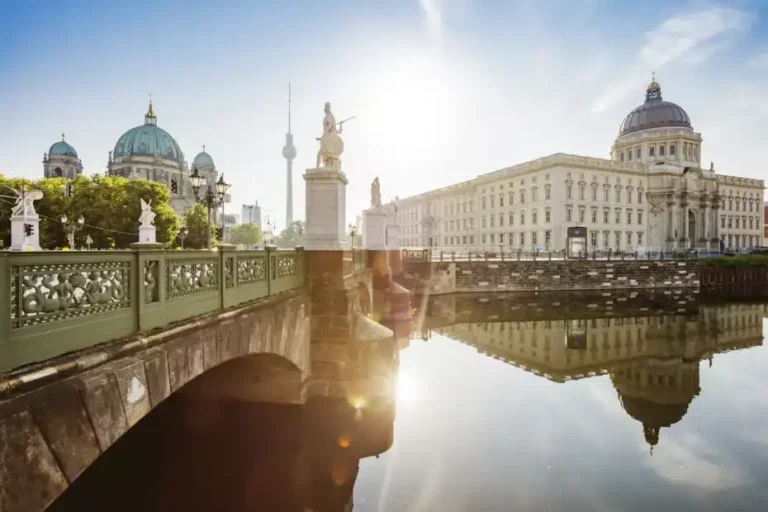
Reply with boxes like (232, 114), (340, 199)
(61, 214), (84, 249)
(189, 168), (230, 250)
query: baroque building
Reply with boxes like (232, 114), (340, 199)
(378, 77), (764, 253)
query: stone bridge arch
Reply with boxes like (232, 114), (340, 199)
(0, 292), (310, 512)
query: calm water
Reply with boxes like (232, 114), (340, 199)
(52, 292), (768, 511)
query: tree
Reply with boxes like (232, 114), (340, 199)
(181, 203), (217, 249)
(229, 223), (262, 247)
(275, 220), (305, 248)
(0, 174), (180, 249)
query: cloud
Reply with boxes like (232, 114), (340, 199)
(418, 0), (443, 40)
(592, 7), (751, 113)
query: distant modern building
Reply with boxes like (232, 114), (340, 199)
(242, 201), (262, 229)
(371, 77), (765, 253)
(42, 134), (83, 179)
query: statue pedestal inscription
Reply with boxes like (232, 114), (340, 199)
(304, 168), (349, 250)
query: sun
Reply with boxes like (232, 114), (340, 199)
(396, 372), (427, 405)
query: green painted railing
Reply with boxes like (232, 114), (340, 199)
(0, 246), (305, 373)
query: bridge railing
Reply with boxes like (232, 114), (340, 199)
(0, 246), (305, 373)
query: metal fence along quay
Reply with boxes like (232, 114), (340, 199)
(0, 246), (306, 373)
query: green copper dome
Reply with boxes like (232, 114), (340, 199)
(113, 101), (184, 163)
(192, 149), (214, 167)
(49, 136), (78, 157)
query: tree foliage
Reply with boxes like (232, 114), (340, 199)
(229, 222), (262, 247)
(0, 174), (180, 249)
(181, 203), (217, 249)
(275, 220), (305, 248)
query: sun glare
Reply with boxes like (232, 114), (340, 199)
(396, 372), (427, 405)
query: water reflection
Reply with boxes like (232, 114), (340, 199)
(416, 292), (765, 452)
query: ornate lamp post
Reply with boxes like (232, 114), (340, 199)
(348, 223), (357, 248)
(61, 214), (84, 249)
(263, 215), (275, 247)
(189, 167), (229, 250)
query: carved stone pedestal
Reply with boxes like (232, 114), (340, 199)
(363, 209), (387, 250)
(303, 168), (349, 251)
(139, 226), (157, 244)
(10, 215), (41, 251)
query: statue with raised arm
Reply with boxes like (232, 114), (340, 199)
(371, 177), (382, 209)
(11, 188), (43, 217)
(139, 198), (156, 227)
(315, 102), (351, 171)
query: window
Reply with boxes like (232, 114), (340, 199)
(620, 152), (624, 162)
(532, 232), (538, 246)
(591, 232), (598, 247)
(591, 187), (597, 201)
(729, 200), (733, 210)
(545, 231), (551, 248)
(490, 196), (495, 208)
(636, 148), (641, 159)
(532, 188), (538, 202)
(509, 233), (513, 246)
(482, 197), (487, 209)
(532, 212), (538, 224)
(591, 209), (597, 223)
(637, 211), (643, 225)
(615, 210), (621, 224)
(628, 151), (633, 161)
(604, 189), (609, 202)
(490, 234), (495, 243)
(509, 212), (514, 225)
(626, 211), (632, 224)
(566, 208), (572, 222)
(470, 235), (474, 244)
(626, 232), (632, 246)
(499, 214), (504, 227)
(615, 232), (621, 247)
(736, 201), (740, 212)
(482, 234), (487, 244)
(500, 196), (504, 207)
(579, 186), (585, 200)
(509, 192), (514, 205)
(520, 232), (525, 246)
(499, 233), (504, 244)
(649, 146), (655, 157)
(579, 209), (585, 223)
(566, 185), (572, 199)
(615, 189), (621, 202)
(627, 190), (632, 204)
(521, 212), (526, 225)
(638, 233), (644, 245)
(637, 191), (643, 204)
(735, 217), (740, 229)
(750, 217), (753, 229)
(482, 216), (486, 228)
(490, 216), (495, 228)
(545, 210), (551, 223)
(603, 232), (609, 247)
(520, 191), (525, 204)
(728, 216), (732, 229)
(670, 144), (676, 155)
(545, 186), (551, 200)
(604, 210), (609, 223)
(659, 145), (665, 156)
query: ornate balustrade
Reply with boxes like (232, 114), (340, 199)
(0, 246), (305, 373)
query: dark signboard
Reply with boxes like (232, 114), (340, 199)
(567, 227), (587, 239)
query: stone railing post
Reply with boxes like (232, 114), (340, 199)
(130, 241), (165, 332)
(265, 244), (276, 296)
(218, 243), (237, 308)
(0, 253), (9, 349)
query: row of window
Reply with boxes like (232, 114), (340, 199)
(723, 234), (761, 249)
(480, 210), (552, 228)
(567, 185), (644, 204)
(722, 199), (760, 213)
(586, 231), (645, 248)
(566, 208), (644, 226)
(618, 142), (698, 162)
(720, 216), (762, 231)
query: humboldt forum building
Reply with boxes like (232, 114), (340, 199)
(382, 78), (764, 254)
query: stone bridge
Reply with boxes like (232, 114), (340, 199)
(0, 245), (410, 511)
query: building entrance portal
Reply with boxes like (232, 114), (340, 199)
(567, 227), (587, 258)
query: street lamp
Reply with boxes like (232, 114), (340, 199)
(61, 214), (84, 249)
(178, 226), (188, 249)
(348, 223), (357, 248)
(190, 167), (229, 250)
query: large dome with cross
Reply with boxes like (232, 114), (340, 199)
(112, 100), (185, 164)
(618, 76), (692, 136)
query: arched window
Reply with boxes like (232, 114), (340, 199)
(53, 167), (63, 177)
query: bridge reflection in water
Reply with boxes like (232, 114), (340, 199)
(50, 290), (767, 511)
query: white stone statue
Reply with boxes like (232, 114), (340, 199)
(11, 188), (43, 217)
(139, 198), (156, 227)
(371, 177), (382, 209)
(315, 102), (350, 171)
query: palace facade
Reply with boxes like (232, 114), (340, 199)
(377, 78), (764, 253)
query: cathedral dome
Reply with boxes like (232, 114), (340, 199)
(192, 149), (214, 167)
(49, 136), (78, 157)
(619, 77), (692, 136)
(113, 101), (184, 163)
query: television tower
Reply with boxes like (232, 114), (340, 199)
(282, 83), (296, 227)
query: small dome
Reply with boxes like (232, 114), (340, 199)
(113, 101), (184, 163)
(619, 78), (692, 136)
(49, 136), (78, 158)
(193, 149), (214, 167)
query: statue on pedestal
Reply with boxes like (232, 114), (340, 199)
(139, 198), (156, 226)
(315, 102), (352, 171)
(11, 188), (43, 217)
(370, 177), (382, 209)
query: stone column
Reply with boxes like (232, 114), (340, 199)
(703, 203), (710, 251)
(682, 205), (689, 249)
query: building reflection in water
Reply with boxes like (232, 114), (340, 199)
(412, 291), (765, 453)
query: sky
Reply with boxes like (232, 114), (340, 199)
(2, 0), (768, 231)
